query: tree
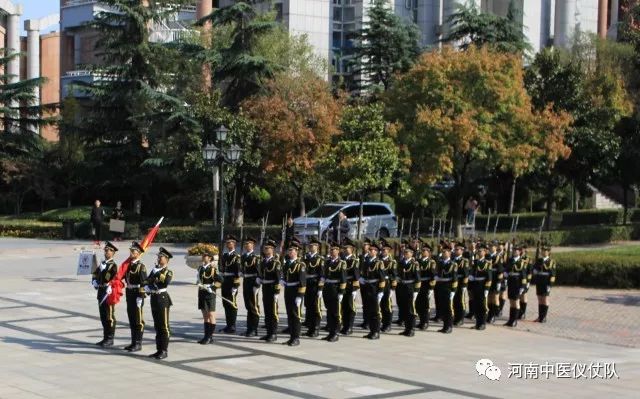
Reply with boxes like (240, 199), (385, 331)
(53, 98), (87, 208)
(612, 117), (640, 224)
(242, 70), (342, 216)
(386, 46), (571, 236)
(445, 0), (531, 54)
(323, 102), (400, 238)
(349, 0), (421, 93)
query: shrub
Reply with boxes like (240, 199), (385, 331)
(39, 206), (112, 223)
(554, 252), (640, 288)
(187, 243), (219, 256)
(0, 221), (62, 239)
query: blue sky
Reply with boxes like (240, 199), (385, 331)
(19, 0), (60, 34)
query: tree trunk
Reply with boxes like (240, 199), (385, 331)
(623, 184), (628, 225)
(545, 181), (554, 231)
(508, 176), (516, 216)
(571, 179), (577, 212)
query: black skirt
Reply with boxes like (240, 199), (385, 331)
(198, 290), (216, 311)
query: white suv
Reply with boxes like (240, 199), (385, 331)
(293, 202), (398, 241)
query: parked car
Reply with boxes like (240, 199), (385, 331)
(293, 202), (397, 242)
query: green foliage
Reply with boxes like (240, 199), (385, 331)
(555, 248), (640, 288)
(38, 206), (107, 223)
(349, 0), (420, 93)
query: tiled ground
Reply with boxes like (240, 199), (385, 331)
(0, 238), (639, 399)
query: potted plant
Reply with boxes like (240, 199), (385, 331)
(185, 243), (219, 269)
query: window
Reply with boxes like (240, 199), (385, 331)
(363, 205), (391, 217)
(342, 206), (360, 219)
(333, 7), (342, 22)
(306, 205), (343, 218)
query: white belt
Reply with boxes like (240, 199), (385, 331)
(401, 280), (415, 284)
(150, 288), (167, 294)
(325, 279), (339, 283)
(435, 277), (451, 282)
(261, 279), (275, 284)
(306, 274), (318, 278)
(285, 282), (300, 286)
(243, 274), (257, 278)
(508, 272), (522, 277)
(536, 272), (550, 276)
(126, 284), (140, 288)
(222, 272), (236, 277)
(366, 279), (378, 283)
(419, 277), (432, 281)
(468, 276), (476, 281)
(473, 277), (486, 281)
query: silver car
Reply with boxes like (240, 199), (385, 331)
(293, 202), (398, 242)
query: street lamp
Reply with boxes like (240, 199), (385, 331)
(202, 125), (243, 245)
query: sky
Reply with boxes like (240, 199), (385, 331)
(19, 0), (60, 35)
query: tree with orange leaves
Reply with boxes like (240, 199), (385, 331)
(242, 70), (342, 215)
(385, 46), (571, 236)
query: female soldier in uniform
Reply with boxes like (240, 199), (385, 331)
(533, 246), (556, 323)
(504, 246), (527, 327)
(197, 248), (223, 344)
(469, 245), (492, 330)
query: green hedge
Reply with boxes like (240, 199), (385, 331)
(39, 206), (112, 223)
(0, 222), (62, 239)
(554, 252), (640, 288)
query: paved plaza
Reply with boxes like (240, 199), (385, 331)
(1, 238), (639, 399)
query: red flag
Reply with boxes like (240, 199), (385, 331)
(105, 217), (164, 306)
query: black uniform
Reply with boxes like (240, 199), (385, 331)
(259, 255), (282, 340)
(358, 251), (370, 329)
(125, 258), (147, 348)
(396, 257), (421, 336)
(519, 252), (533, 319)
(242, 250), (262, 335)
(220, 250), (241, 332)
(361, 256), (386, 339)
(197, 261), (223, 344)
(463, 248), (476, 317)
(504, 255), (528, 326)
(303, 252), (324, 335)
(452, 255), (469, 325)
(533, 255), (556, 322)
(92, 258), (118, 345)
(380, 255), (397, 331)
(469, 257), (492, 329)
(415, 256), (436, 329)
(434, 258), (458, 333)
(340, 254), (360, 334)
(282, 257), (307, 345)
(322, 256), (347, 340)
(486, 251), (504, 323)
(147, 265), (173, 357)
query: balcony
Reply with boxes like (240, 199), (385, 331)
(61, 70), (107, 98)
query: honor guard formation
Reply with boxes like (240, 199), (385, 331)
(92, 234), (556, 358)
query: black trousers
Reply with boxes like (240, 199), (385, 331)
(262, 284), (279, 336)
(415, 281), (431, 325)
(341, 282), (357, 331)
(322, 283), (341, 335)
(435, 282), (453, 329)
(304, 280), (321, 331)
(243, 277), (260, 332)
(397, 283), (416, 330)
(125, 289), (144, 343)
(150, 292), (171, 352)
(361, 284), (381, 333)
(221, 277), (237, 329)
(98, 290), (115, 339)
(92, 221), (102, 241)
(380, 284), (393, 327)
(284, 287), (302, 339)
(453, 282), (467, 323)
(470, 281), (488, 325)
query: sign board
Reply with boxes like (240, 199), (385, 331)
(109, 219), (125, 233)
(77, 250), (98, 275)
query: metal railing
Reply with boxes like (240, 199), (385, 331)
(62, 0), (98, 8)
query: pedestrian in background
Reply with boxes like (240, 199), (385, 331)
(90, 199), (105, 245)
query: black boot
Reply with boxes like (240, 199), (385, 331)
(498, 298), (505, 317)
(207, 323), (216, 343)
(199, 323), (209, 344)
(538, 305), (548, 323)
(518, 302), (527, 320)
(486, 304), (495, 324)
(504, 307), (518, 327)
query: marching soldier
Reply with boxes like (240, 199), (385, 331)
(219, 235), (241, 334)
(464, 240), (477, 319)
(396, 246), (421, 336)
(258, 239), (282, 342)
(434, 247), (457, 333)
(394, 239), (411, 326)
(92, 241), (118, 347)
(358, 238), (372, 330)
(518, 245), (533, 320)
(360, 241), (386, 340)
(145, 247), (174, 360)
(242, 237), (261, 337)
(282, 241), (307, 346)
(430, 239), (449, 323)
(469, 245), (492, 330)
(533, 245), (556, 323)
(124, 241), (147, 352)
(196, 248), (223, 344)
(379, 239), (397, 332)
(322, 242), (347, 342)
(486, 242), (504, 323)
(452, 243), (470, 326)
(497, 241), (509, 317)
(415, 243), (436, 330)
(504, 246), (527, 327)
(340, 238), (360, 335)
(303, 238), (324, 337)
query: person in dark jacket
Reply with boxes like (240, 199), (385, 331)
(90, 200), (105, 245)
(332, 211), (350, 242)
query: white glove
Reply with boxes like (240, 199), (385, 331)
(338, 294), (344, 302)
(359, 277), (366, 285)
(484, 290), (489, 297)
(546, 286), (551, 294)
(106, 285), (112, 295)
(317, 290), (323, 298)
(295, 296), (302, 307)
(253, 286), (259, 296)
(279, 279), (286, 286)
(351, 291), (357, 300)
(274, 293), (279, 301)
(496, 283), (501, 291)
(256, 277), (262, 285)
(518, 288), (524, 296)
(232, 288), (238, 296)
(462, 287), (468, 295)
(376, 292), (383, 303)
(91, 280), (98, 290)
(428, 290), (433, 300)
(207, 286), (213, 294)
(136, 297), (143, 308)
(449, 292), (455, 301)
(412, 292), (418, 301)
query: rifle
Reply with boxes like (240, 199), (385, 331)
(449, 217), (453, 239)
(437, 218), (442, 239)
(240, 219), (244, 244)
(258, 211), (269, 249)
(493, 214), (500, 240)
(431, 217), (435, 238)
(416, 218), (420, 240)
(408, 212), (414, 239)
(485, 209), (491, 239)
(279, 216), (286, 255)
(535, 216), (546, 260)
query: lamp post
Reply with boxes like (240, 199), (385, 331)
(202, 125), (242, 246)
